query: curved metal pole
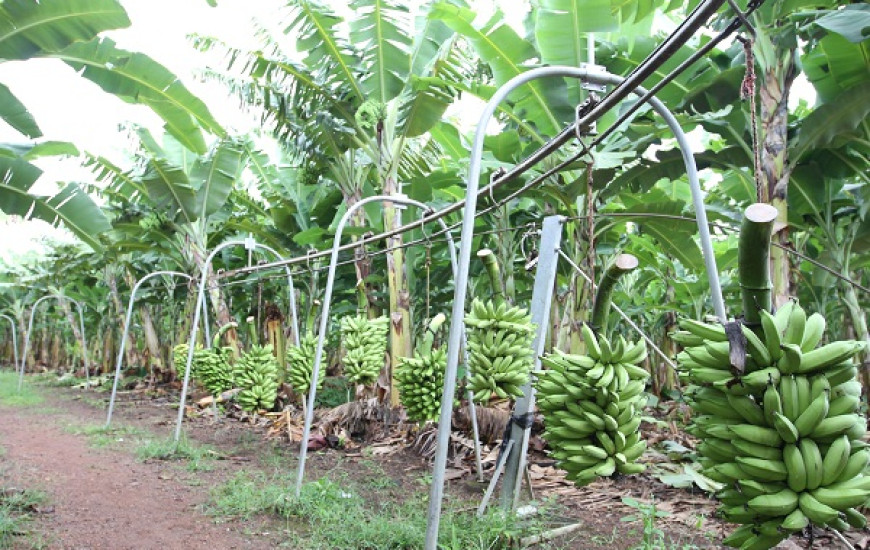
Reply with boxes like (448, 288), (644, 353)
(0, 314), (19, 375)
(173, 241), (300, 441)
(295, 194), (465, 496)
(105, 271), (207, 427)
(19, 295), (90, 391)
(424, 66), (726, 548)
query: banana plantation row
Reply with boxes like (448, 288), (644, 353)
(0, 1), (868, 549)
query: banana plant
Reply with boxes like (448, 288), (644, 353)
(0, 0), (224, 251)
(87, 129), (249, 362)
(198, 0), (483, 404)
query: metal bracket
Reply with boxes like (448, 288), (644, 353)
(575, 93), (601, 137)
(579, 63), (607, 93)
(391, 192), (410, 210)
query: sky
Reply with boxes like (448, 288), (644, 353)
(0, 0), (285, 260)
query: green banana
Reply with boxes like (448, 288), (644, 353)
(679, 318), (728, 342)
(821, 435), (851, 486)
(783, 443), (808, 493)
(746, 488), (798, 516)
(735, 457), (789, 482)
(801, 312), (826, 352)
(798, 491), (839, 524)
(800, 438), (824, 491)
(794, 389), (829, 437)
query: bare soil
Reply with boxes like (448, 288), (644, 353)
(1, 382), (869, 549)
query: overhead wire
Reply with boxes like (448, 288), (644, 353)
(564, 212), (870, 295)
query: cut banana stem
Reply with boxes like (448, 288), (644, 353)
(590, 253), (638, 332)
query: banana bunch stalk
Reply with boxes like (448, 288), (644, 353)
(234, 344), (280, 412)
(536, 324), (649, 486)
(464, 298), (535, 403)
(396, 314), (451, 422)
(340, 315), (389, 386)
(285, 332), (323, 397)
(677, 301), (868, 549)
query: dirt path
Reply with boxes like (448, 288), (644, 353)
(0, 404), (256, 550)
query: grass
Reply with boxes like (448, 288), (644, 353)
(0, 488), (48, 549)
(206, 470), (549, 550)
(135, 434), (217, 472)
(0, 372), (43, 407)
(65, 423), (148, 449)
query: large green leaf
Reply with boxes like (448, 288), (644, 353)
(84, 153), (147, 201)
(0, 156), (108, 251)
(141, 158), (197, 224)
(0, 0), (129, 60)
(813, 5), (870, 43)
(618, 191), (704, 270)
(534, 0), (616, 101)
(288, 0), (364, 102)
(431, 2), (570, 137)
(0, 82), (40, 137)
(604, 147), (750, 198)
(191, 139), (245, 219)
(349, 0), (410, 104)
(50, 38), (224, 154)
(802, 33), (870, 103)
(400, 15), (467, 138)
(790, 81), (870, 163)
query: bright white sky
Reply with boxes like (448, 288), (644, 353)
(0, 0), (284, 260)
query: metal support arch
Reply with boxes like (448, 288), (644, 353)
(424, 65), (727, 549)
(19, 295), (89, 392)
(294, 194), (477, 496)
(105, 271), (211, 427)
(174, 241), (301, 441)
(1, 314), (19, 375)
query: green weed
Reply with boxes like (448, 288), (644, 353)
(208, 471), (545, 550)
(0, 488), (47, 549)
(135, 435), (216, 472)
(0, 372), (43, 407)
(65, 423), (146, 449)
(621, 497), (702, 550)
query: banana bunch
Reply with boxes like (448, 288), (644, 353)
(340, 315), (389, 386)
(677, 301), (868, 549)
(464, 298), (535, 403)
(172, 343), (217, 383)
(536, 324), (649, 486)
(196, 345), (234, 396)
(396, 348), (448, 422)
(233, 344), (280, 412)
(285, 333), (323, 396)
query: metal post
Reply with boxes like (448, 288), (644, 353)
(294, 194), (471, 495)
(173, 241), (302, 441)
(19, 295), (89, 391)
(0, 314), (19, 375)
(500, 216), (563, 508)
(425, 65), (726, 549)
(106, 271), (202, 427)
(72, 298), (89, 387)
